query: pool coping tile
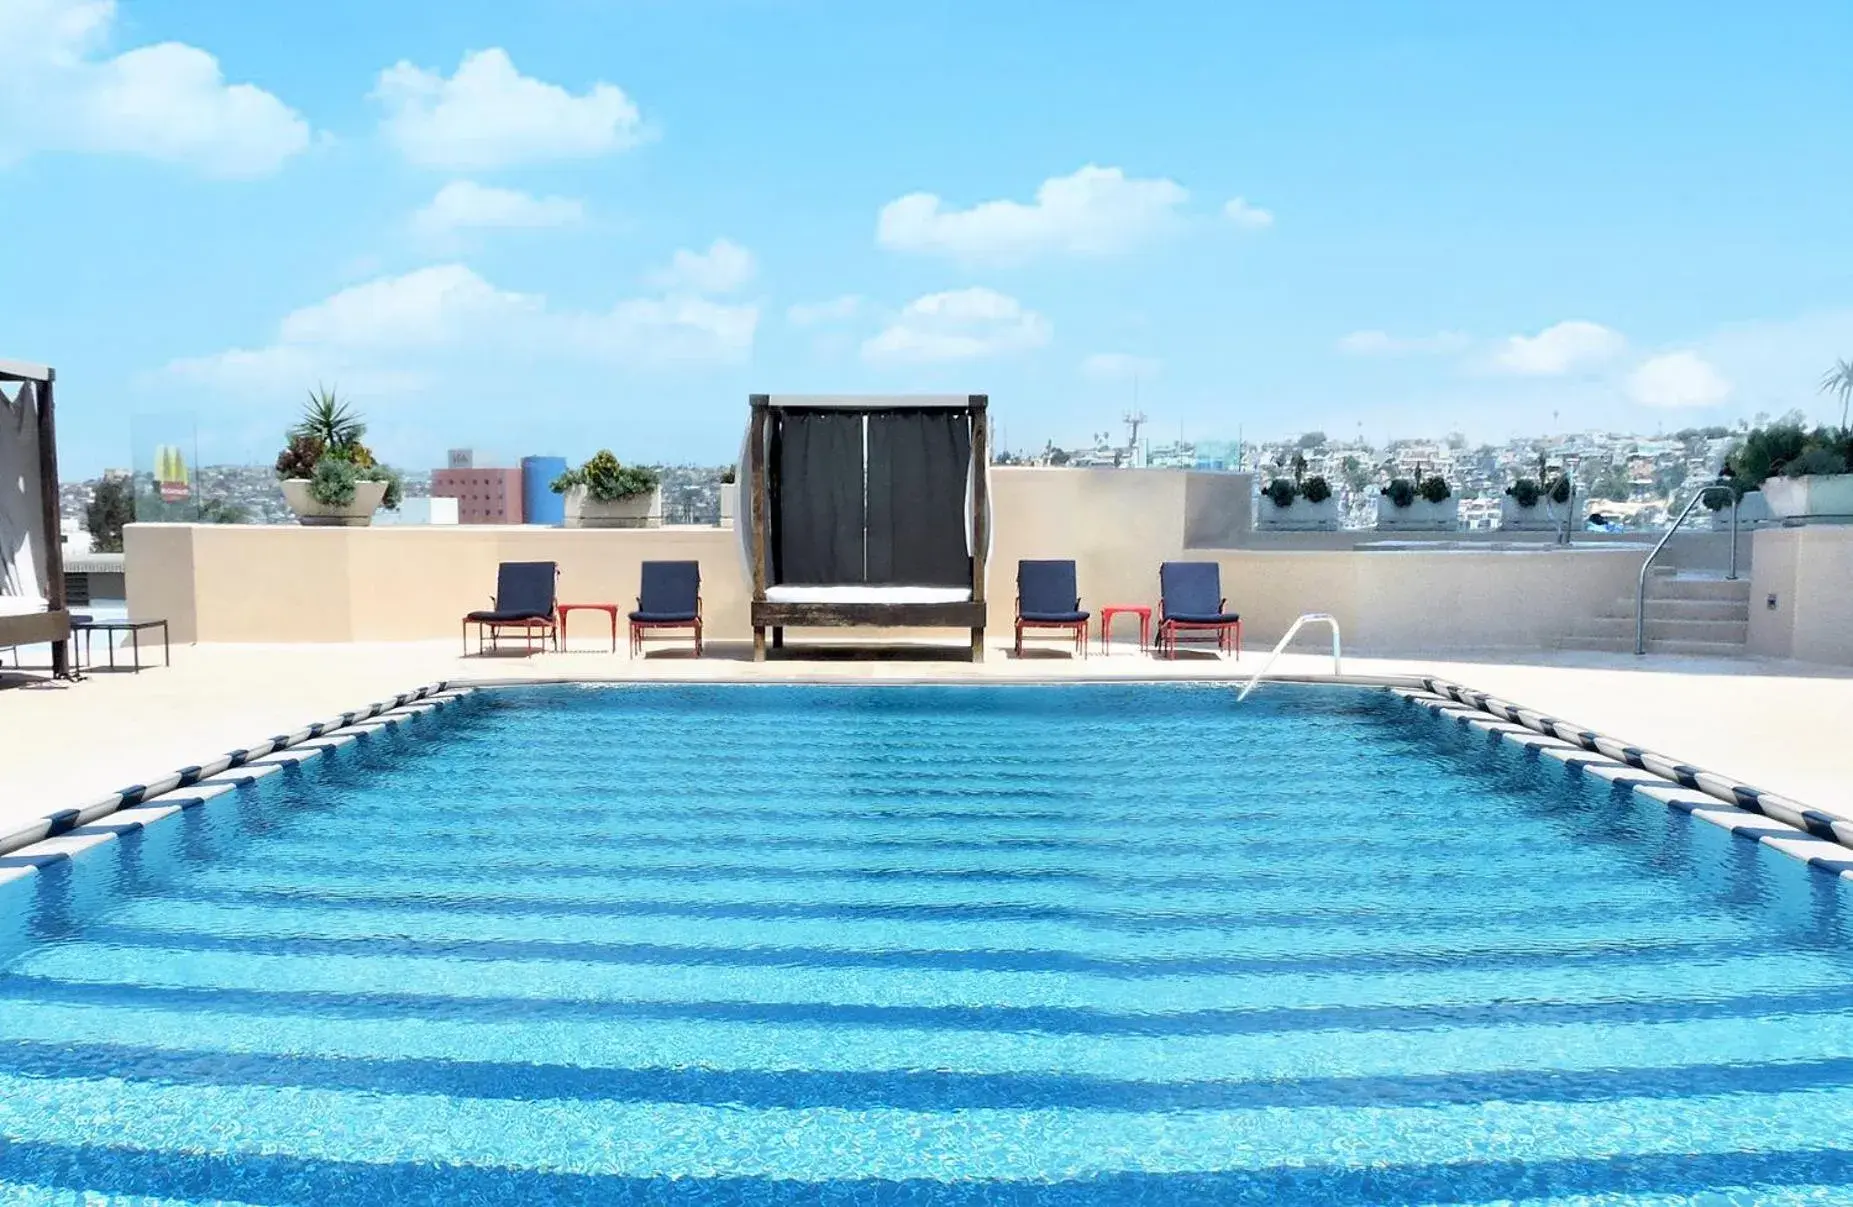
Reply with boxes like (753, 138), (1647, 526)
(0, 682), (471, 875)
(1404, 678), (1853, 883)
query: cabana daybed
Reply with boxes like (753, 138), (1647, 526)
(0, 359), (70, 678)
(741, 394), (990, 661)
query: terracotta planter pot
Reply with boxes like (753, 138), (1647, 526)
(281, 479), (387, 527)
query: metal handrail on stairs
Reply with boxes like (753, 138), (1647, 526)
(1237, 613), (1341, 702)
(1635, 484), (1739, 656)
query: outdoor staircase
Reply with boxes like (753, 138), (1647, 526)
(1558, 568), (1751, 657)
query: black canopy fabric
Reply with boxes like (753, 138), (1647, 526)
(867, 410), (972, 587)
(772, 410), (866, 585)
(765, 405), (974, 588)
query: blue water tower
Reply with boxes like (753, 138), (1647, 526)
(521, 456), (568, 526)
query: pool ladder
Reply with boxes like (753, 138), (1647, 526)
(1237, 613), (1342, 702)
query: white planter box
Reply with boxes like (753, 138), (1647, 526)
(280, 478), (387, 527)
(564, 485), (663, 529)
(1761, 475), (1853, 522)
(1499, 496), (1565, 532)
(1708, 489), (1770, 529)
(1256, 496), (1339, 531)
(1376, 496), (1459, 532)
(719, 482), (736, 528)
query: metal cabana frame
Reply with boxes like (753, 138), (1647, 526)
(0, 358), (71, 678)
(745, 393), (990, 661)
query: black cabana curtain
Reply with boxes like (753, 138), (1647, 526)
(773, 410), (866, 584)
(867, 410), (971, 586)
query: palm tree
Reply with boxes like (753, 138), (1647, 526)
(1822, 358), (1853, 430)
(291, 385), (364, 450)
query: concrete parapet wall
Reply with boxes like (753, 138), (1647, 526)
(1749, 525), (1853, 666)
(129, 468), (1679, 654)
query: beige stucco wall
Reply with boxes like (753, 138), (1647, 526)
(128, 523), (748, 646)
(1750, 526), (1853, 666)
(126, 467), (1683, 655)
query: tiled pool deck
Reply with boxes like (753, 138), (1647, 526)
(5, 638), (1852, 847)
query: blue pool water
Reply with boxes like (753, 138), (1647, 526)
(3, 683), (1853, 1205)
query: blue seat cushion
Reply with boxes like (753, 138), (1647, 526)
(467, 609), (552, 623)
(630, 610), (699, 624)
(1020, 610), (1090, 624)
(1165, 612), (1240, 625)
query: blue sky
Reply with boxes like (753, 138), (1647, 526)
(4, 0), (1851, 475)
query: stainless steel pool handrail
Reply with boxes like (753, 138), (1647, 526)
(1237, 613), (1342, 702)
(1634, 484), (1739, 656)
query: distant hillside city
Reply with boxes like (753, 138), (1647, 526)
(59, 417), (1763, 542)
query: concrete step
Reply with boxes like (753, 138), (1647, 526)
(1645, 576), (1752, 602)
(1570, 616), (1748, 644)
(1557, 634), (1749, 657)
(1599, 597), (1750, 623)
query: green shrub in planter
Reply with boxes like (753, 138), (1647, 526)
(552, 450), (660, 501)
(1547, 474), (1571, 504)
(1385, 478), (1417, 508)
(1301, 475), (1332, 504)
(309, 457), (360, 507)
(1507, 478), (1542, 507)
(1263, 477), (1298, 507)
(1783, 447), (1850, 478)
(1419, 475), (1452, 504)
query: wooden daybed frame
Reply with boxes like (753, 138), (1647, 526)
(746, 393), (990, 661)
(0, 359), (71, 678)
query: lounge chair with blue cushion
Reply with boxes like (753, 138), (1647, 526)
(630, 560), (702, 656)
(1014, 559), (1089, 657)
(463, 561), (558, 655)
(1157, 561), (1241, 659)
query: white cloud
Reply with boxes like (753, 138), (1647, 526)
(167, 262), (757, 393)
(877, 165), (1188, 265)
(1490, 320), (1627, 375)
(0, 0), (310, 176)
(786, 295), (863, 327)
(373, 48), (645, 170)
(1222, 196), (1274, 230)
(862, 288), (1050, 365)
(1080, 353), (1161, 381)
(1337, 330), (1471, 357)
(645, 238), (756, 294)
(571, 296), (758, 366)
(1628, 351), (1733, 409)
(411, 181), (583, 240)
(276, 264), (540, 349)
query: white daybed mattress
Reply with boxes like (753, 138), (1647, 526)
(763, 585), (973, 604)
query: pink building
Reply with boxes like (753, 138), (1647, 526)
(430, 468), (524, 524)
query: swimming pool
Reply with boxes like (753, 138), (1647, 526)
(2, 682), (1852, 1204)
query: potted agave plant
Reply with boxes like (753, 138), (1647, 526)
(1376, 466), (1458, 532)
(1256, 454), (1338, 531)
(553, 450), (663, 528)
(1500, 464), (1572, 532)
(274, 388), (403, 527)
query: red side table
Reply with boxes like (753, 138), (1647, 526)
(557, 603), (620, 653)
(1099, 604), (1152, 654)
